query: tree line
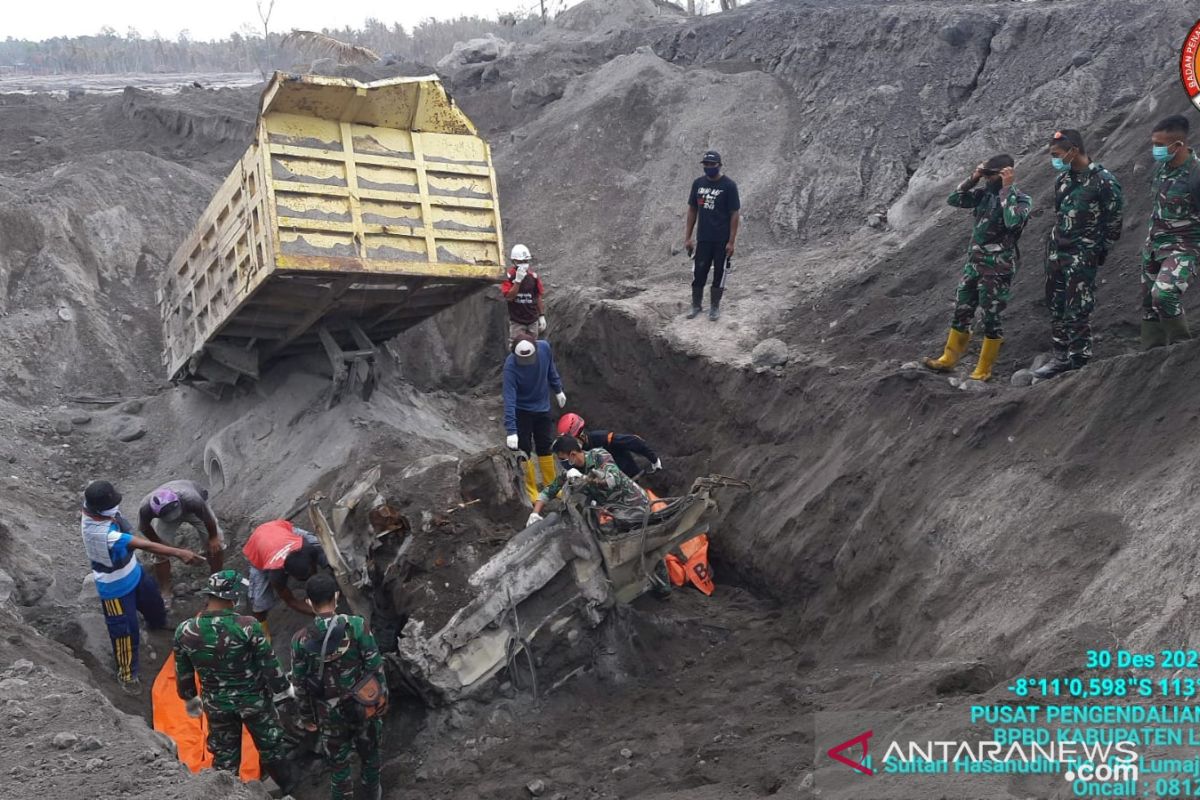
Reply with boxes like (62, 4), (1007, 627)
(0, 15), (545, 75)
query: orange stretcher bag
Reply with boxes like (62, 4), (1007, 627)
(664, 533), (714, 595)
(151, 657), (261, 781)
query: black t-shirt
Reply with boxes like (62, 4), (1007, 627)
(688, 175), (741, 243)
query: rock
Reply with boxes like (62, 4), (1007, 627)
(30, 136), (46, 145)
(960, 379), (989, 393)
(1031, 353), (1050, 370)
(6, 660), (34, 677)
(70, 414), (91, 426)
(866, 212), (885, 228)
(57, 306), (73, 322)
(149, 730), (177, 756)
(84, 757), (104, 772)
(53, 419), (73, 435)
(620, 747), (633, 759)
(799, 772), (815, 789)
(0, 678), (28, 700)
(1070, 50), (1091, 68)
(52, 732), (79, 750)
(750, 338), (789, 368)
(1010, 369), (1034, 387)
(76, 736), (103, 752)
(526, 778), (547, 796)
(0, 570), (13, 605)
(116, 421), (146, 442)
(611, 763), (632, 774)
(120, 399), (144, 415)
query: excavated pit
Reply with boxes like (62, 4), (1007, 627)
(6, 0), (1200, 798)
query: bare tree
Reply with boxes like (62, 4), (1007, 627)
(255, 0), (275, 79)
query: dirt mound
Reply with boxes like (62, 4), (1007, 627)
(4, 0), (1200, 797)
(551, 0), (687, 35)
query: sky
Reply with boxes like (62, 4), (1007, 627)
(4, 0), (579, 42)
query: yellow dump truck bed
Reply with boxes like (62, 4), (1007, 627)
(160, 72), (505, 387)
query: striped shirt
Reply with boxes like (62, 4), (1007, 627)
(81, 513), (142, 600)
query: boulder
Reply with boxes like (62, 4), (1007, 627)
(750, 338), (789, 369)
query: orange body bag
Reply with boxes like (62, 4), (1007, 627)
(664, 533), (714, 595)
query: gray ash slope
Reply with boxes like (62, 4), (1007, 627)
(0, 0), (1199, 798)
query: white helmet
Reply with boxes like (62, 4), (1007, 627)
(510, 244), (531, 263)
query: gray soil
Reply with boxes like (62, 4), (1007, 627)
(2, 0), (1199, 798)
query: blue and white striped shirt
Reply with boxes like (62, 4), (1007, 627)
(81, 514), (142, 600)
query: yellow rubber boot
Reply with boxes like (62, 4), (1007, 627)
(922, 328), (970, 372)
(523, 459), (539, 505)
(968, 336), (1002, 381)
(537, 455), (559, 490)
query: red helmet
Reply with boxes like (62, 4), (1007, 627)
(557, 413), (586, 438)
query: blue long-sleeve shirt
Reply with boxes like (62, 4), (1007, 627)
(503, 341), (563, 433)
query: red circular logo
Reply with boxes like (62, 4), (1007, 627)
(1183, 19), (1200, 110)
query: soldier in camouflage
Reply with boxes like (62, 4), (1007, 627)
(173, 570), (298, 793)
(1033, 129), (1124, 379)
(1140, 115), (1200, 347)
(290, 574), (386, 800)
(528, 436), (650, 527)
(923, 154), (1033, 382)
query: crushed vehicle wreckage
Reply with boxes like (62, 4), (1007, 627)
(305, 455), (748, 706)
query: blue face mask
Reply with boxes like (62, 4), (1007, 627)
(1152, 144), (1173, 162)
(1051, 157), (1069, 172)
(703, 165), (720, 178)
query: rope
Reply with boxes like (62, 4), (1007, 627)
(503, 587), (539, 701)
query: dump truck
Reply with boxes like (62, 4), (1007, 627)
(159, 72), (505, 399)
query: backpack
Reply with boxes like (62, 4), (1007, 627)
(302, 615), (388, 722)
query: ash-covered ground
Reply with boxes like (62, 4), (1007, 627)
(2, 0), (1200, 798)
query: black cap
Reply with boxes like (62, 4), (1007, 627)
(84, 480), (122, 513)
(701, 150), (722, 164)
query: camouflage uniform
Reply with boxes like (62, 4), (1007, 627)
(1140, 151), (1200, 320)
(946, 182), (1033, 338)
(291, 614), (385, 800)
(1046, 161), (1124, 365)
(538, 447), (649, 513)
(173, 607), (291, 771)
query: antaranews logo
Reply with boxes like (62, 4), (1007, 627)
(1182, 18), (1200, 111)
(827, 730), (874, 776)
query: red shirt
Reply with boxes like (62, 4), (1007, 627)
(501, 267), (544, 324)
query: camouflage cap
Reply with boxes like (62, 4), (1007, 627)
(202, 569), (248, 601)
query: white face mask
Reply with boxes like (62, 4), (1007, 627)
(100, 505), (121, 518)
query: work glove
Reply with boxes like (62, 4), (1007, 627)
(526, 512), (543, 527)
(185, 697), (204, 718)
(514, 265), (528, 282)
(555, 391), (567, 408)
(650, 458), (663, 473)
(537, 315), (547, 333)
(506, 434), (520, 451)
(565, 467), (583, 481)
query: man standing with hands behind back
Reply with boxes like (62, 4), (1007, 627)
(684, 150), (740, 321)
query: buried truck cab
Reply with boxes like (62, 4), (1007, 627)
(391, 474), (747, 704)
(158, 72), (505, 396)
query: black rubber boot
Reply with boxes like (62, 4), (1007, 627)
(264, 759), (300, 796)
(1031, 358), (1074, 380)
(1141, 319), (1167, 350)
(709, 287), (723, 320)
(687, 286), (703, 319)
(1163, 314), (1192, 344)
